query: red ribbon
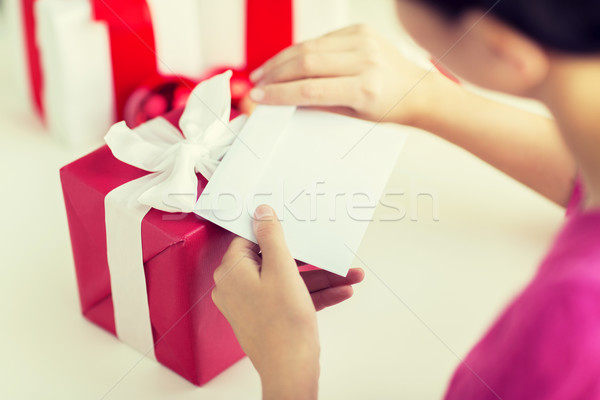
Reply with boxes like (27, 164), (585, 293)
(23, 0), (292, 124)
(22, 0), (44, 116)
(93, 0), (295, 121)
(221, 0), (295, 107)
(246, 0), (294, 73)
(91, 0), (158, 121)
(95, 0), (294, 120)
(133, 0), (295, 123)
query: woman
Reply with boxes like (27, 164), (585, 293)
(211, 1), (600, 398)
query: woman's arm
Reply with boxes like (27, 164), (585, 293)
(250, 25), (576, 206)
(415, 79), (576, 206)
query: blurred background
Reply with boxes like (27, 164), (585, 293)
(0, 1), (563, 399)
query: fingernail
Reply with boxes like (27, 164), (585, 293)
(249, 67), (264, 82)
(249, 87), (265, 102)
(254, 205), (274, 221)
(252, 205), (274, 231)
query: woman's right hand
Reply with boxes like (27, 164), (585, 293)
(248, 24), (455, 128)
(212, 205), (364, 400)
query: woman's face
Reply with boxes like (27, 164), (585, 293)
(395, 1), (550, 97)
(395, 1), (509, 93)
(399, 1), (486, 78)
(395, 1), (457, 64)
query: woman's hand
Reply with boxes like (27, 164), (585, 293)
(248, 24), (451, 127)
(212, 205), (364, 400)
(300, 267), (365, 311)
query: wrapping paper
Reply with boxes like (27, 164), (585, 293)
(60, 105), (245, 385)
(101, 73), (245, 359)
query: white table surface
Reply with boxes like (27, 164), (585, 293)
(0, 1), (565, 399)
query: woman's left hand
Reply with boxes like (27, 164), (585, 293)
(246, 24), (446, 127)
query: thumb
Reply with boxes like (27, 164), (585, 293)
(252, 205), (293, 274)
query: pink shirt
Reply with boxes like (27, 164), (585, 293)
(444, 185), (600, 400)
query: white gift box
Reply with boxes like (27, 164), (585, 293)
(198, 0), (349, 71)
(35, 0), (206, 145)
(14, 0), (348, 145)
(5, 0), (39, 116)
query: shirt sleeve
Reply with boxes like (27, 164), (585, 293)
(443, 281), (600, 400)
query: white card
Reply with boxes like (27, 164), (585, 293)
(195, 106), (407, 276)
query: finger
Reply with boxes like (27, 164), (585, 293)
(250, 34), (358, 82)
(220, 237), (261, 268)
(310, 105), (360, 119)
(211, 288), (223, 311)
(213, 256), (259, 288)
(252, 205), (294, 275)
(215, 237), (261, 283)
(323, 23), (374, 38)
(250, 77), (359, 108)
(302, 268), (365, 293)
(311, 286), (354, 312)
(224, 236), (260, 259)
(345, 268), (366, 285)
(257, 51), (365, 85)
(238, 95), (258, 115)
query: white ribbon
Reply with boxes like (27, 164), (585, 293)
(103, 71), (247, 357)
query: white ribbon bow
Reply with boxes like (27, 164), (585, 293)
(102, 71), (247, 359)
(105, 70), (247, 213)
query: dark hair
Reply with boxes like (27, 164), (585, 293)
(418, 0), (600, 53)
